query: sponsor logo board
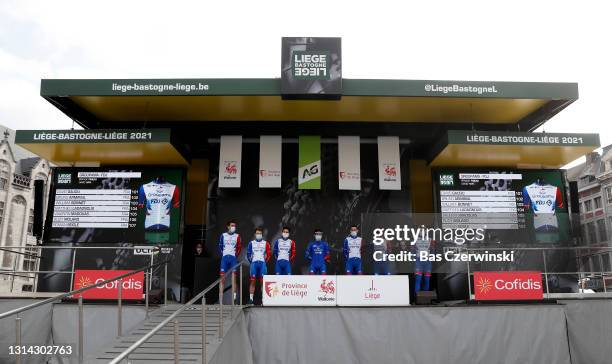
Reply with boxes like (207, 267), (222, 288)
(474, 271), (543, 300)
(72, 270), (144, 299)
(262, 275), (336, 306)
(336, 275), (410, 306)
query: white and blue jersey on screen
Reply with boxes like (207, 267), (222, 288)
(218, 232), (241, 275)
(305, 240), (330, 274)
(522, 182), (563, 231)
(137, 179), (180, 231)
(247, 239), (270, 280)
(343, 236), (362, 275)
(273, 238), (296, 275)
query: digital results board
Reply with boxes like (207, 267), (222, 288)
(433, 169), (570, 244)
(46, 167), (184, 245)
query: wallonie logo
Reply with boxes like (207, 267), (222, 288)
(474, 271), (543, 301)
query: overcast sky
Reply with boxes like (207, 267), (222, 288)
(1, 1), (610, 165)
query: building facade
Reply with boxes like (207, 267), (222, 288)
(567, 146), (612, 286)
(0, 127), (51, 294)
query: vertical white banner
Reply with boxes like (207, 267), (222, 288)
(218, 135), (242, 188)
(377, 136), (401, 190)
(338, 136), (361, 190)
(259, 135), (282, 188)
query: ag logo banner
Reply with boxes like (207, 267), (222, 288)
(298, 136), (321, 189)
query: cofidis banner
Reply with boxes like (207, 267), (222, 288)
(298, 136), (321, 189)
(259, 135), (282, 188)
(72, 270), (144, 299)
(474, 271), (543, 300)
(377, 136), (401, 190)
(338, 136), (361, 190)
(218, 135), (242, 188)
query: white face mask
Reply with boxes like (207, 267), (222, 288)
(350, 231), (358, 237)
(255, 233), (263, 240)
(282, 232), (289, 239)
(315, 234), (322, 241)
(228, 226), (236, 233)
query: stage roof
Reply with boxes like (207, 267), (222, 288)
(14, 129), (188, 166)
(41, 78), (578, 131)
(429, 130), (600, 168)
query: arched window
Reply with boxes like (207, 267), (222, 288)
(0, 159), (10, 191)
(3, 195), (27, 267)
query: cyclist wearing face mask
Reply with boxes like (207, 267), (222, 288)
(343, 225), (363, 275)
(273, 227), (296, 275)
(218, 220), (241, 303)
(247, 227), (270, 304)
(305, 228), (330, 275)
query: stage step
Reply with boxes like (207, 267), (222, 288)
(88, 304), (241, 363)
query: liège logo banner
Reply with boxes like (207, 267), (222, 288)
(72, 270), (144, 299)
(474, 271), (543, 300)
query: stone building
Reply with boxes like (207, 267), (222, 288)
(0, 126), (51, 293)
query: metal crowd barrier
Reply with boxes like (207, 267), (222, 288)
(0, 245), (160, 295)
(0, 258), (172, 364)
(108, 260), (245, 364)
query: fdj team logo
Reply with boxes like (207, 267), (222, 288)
(292, 51), (331, 80)
(439, 174), (454, 186)
(264, 281), (279, 298)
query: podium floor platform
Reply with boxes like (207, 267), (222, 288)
(210, 301), (612, 364)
